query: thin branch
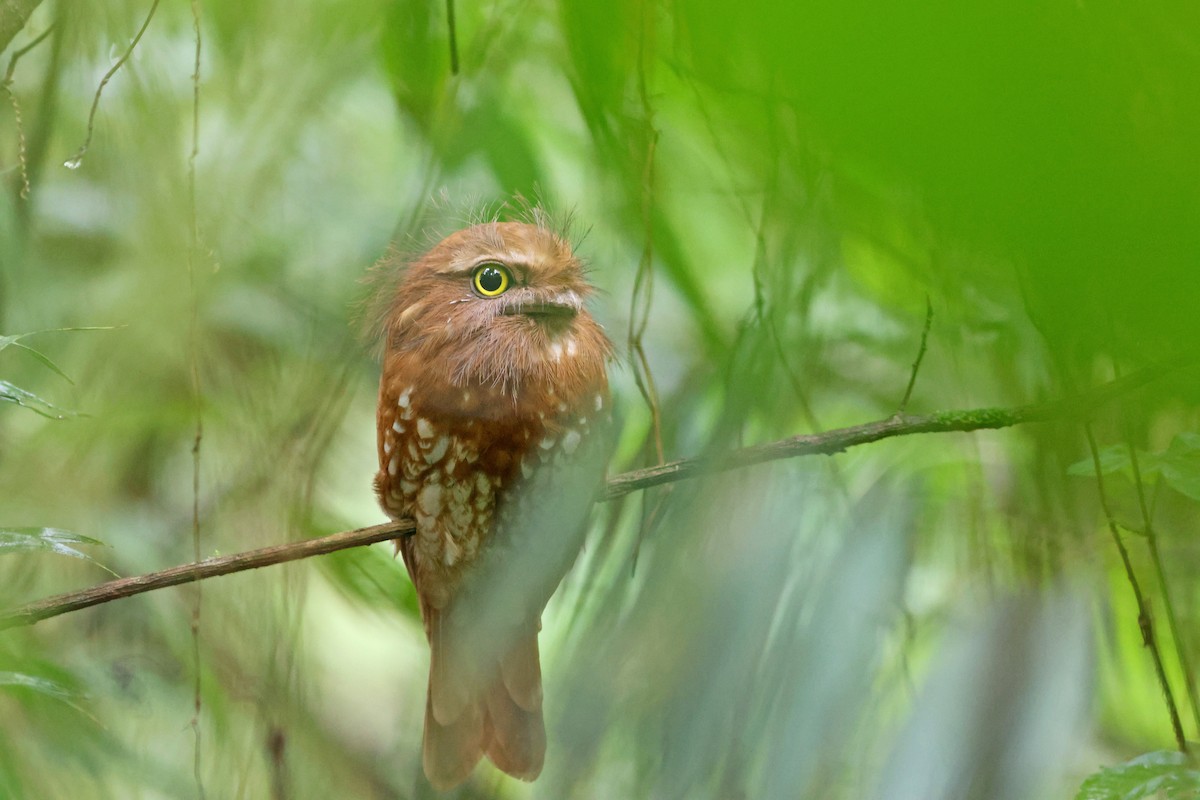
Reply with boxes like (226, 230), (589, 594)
(13, 3), (61, 232)
(0, 523), (411, 630)
(897, 295), (933, 414)
(1127, 437), (1200, 735)
(63, 0), (161, 169)
(0, 360), (1184, 632)
(603, 361), (1173, 500)
(1, 22), (53, 199)
(186, 1), (205, 794)
(1086, 423), (1187, 753)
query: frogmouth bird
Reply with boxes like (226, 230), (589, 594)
(373, 218), (612, 790)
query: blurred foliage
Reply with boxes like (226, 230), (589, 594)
(1075, 751), (1200, 800)
(0, 0), (1198, 798)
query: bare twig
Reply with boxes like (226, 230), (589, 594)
(897, 295), (933, 414)
(1, 22), (53, 199)
(1127, 437), (1200, 735)
(604, 363), (1171, 500)
(63, 0), (160, 169)
(0, 362), (1180, 632)
(186, 1), (205, 794)
(0, 523), (409, 630)
(13, 4), (61, 232)
(1086, 423), (1187, 753)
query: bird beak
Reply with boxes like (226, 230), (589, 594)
(501, 301), (577, 320)
(499, 289), (583, 320)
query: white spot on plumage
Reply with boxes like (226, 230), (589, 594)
(417, 417), (434, 439)
(425, 436), (450, 464)
(418, 484), (442, 515)
(557, 401), (567, 413)
(562, 428), (582, 455)
(400, 479), (417, 494)
(566, 338), (577, 357)
(594, 393), (604, 411)
(475, 472), (491, 495)
(548, 341), (563, 362)
(443, 535), (462, 567)
(392, 420), (403, 434)
(521, 460), (533, 479)
(387, 456), (398, 476)
(540, 436), (556, 450)
(397, 388), (412, 409)
(383, 441), (392, 455)
(462, 390), (471, 403)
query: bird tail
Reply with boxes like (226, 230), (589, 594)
(422, 611), (545, 791)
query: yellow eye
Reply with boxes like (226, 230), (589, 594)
(472, 263), (511, 297)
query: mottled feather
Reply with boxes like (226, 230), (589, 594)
(374, 220), (612, 791)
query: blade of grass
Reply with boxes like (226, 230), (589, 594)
(0, 527), (117, 576)
(0, 379), (74, 418)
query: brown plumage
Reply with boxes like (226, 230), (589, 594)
(373, 219), (612, 790)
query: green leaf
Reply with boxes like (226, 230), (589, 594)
(0, 527), (117, 575)
(1158, 432), (1200, 502)
(1067, 444), (1130, 477)
(1075, 750), (1200, 800)
(0, 380), (76, 419)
